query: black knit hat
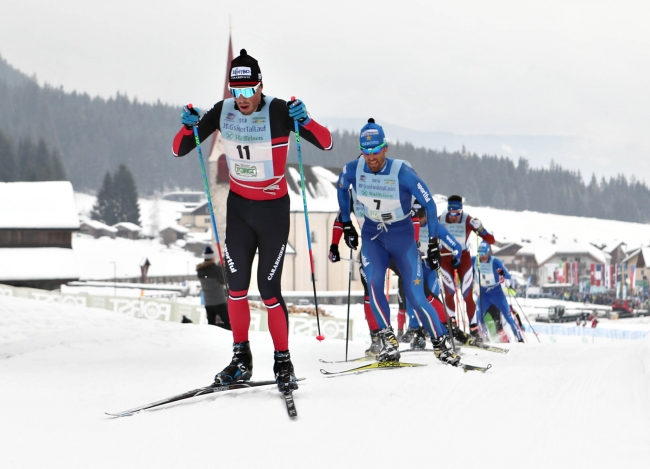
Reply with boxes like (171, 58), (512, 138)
(229, 49), (262, 86)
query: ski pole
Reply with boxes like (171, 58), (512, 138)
(506, 293), (528, 342)
(454, 271), (468, 333)
(188, 104), (229, 292)
(291, 98), (324, 341)
(476, 234), (488, 339)
(510, 291), (541, 343)
(505, 290), (528, 342)
(345, 248), (353, 361)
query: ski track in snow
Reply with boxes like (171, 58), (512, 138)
(1, 296), (649, 469)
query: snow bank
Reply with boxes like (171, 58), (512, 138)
(0, 248), (78, 280)
(1, 295), (649, 469)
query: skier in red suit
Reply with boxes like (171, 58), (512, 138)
(438, 195), (495, 342)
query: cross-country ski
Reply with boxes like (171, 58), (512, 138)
(107, 378), (306, 418)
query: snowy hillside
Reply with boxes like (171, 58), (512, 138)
(1, 295), (649, 469)
(76, 190), (650, 253)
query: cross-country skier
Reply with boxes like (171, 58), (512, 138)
(438, 195), (495, 342)
(172, 49), (333, 392)
(329, 199), (382, 356)
(329, 204), (418, 355)
(404, 204), (463, 349)
(337, 118), (460, 365)
(474, 241), (524, 343)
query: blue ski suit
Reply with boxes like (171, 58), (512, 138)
(338, 157), (456, 338)
(473, 255), (523, 341)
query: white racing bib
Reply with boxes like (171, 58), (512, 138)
(439, 210), (468, 251)
(220, 97), (277, 183)
(355, 158), (410, 223)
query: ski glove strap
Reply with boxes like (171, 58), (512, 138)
(329, 244), (341, 263)
(342, 221), (359, 250)
(427, 238), (442, 271)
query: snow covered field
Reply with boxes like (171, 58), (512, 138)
(1, 295), (649, 469)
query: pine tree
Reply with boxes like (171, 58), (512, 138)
(0, 129), (16, 181)
(113, 164), (141, 225)
(91, 171), (118, 225)
(49, 148), (67, 180)
(17, 138), (38, 181)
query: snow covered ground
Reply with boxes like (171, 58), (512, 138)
(72, 234), (200, 281)
(1, 295), (649, 469)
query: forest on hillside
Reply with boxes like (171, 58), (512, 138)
(1, 54), (649, 224)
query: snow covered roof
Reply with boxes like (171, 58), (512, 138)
(0, 181), (80, 229)
(160, 225), (190, 234)
(602, 241), (627, 254)
(0, 248), (79, 280)
(113, 222), (142, 232)
(286, 165), (340, 213)
(621, 246), (650, 266)
(80, 219), (118, 233)
(516, 239), (610, 265)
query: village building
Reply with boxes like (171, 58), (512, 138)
(512, 239), (610, 287)
(113, 222), (142, 240)
(621, 246), (650, 294)
(0, 181), (80, 290)
(159, 225), (190, 246)
(79, 218), (118, 239)
(178, 202), (213, 233)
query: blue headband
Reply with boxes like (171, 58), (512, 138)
(448, 201), (463, 211)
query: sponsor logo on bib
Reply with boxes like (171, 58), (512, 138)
(235, 163), (258, 177)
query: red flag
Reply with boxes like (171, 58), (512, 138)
(590, 264), (595, 286)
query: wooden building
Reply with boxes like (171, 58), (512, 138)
(0, 181), (80, 290)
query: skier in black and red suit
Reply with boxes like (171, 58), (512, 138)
(172, 49), (332, 392)
(438, 195), (495, 342)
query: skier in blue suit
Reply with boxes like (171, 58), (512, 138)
(404, 205), (464, 349)
(474, 241), (524, 343)
(337, 118), (460, 365)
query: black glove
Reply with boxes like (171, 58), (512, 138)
(342, 221), (358, 250)
(426, 238), (442, 271)
(329, 244), (341, 263)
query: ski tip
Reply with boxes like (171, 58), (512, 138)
(105, 411), (134, 418)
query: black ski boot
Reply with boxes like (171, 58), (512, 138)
(468, 324), (484, 345)
(214, 341), (253, 384)
(450, 317), (470, 345)
(365, 330), (382, 356)
(409, 327), (427, 350)
(273, 350), (298, 393)
(396, 328), (404, 342)
(432, 335), (461, 366)
(377, 326), (401, 362)
(400, 327), (417, 343)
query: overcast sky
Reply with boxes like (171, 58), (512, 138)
(1, 0), (649, 182)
